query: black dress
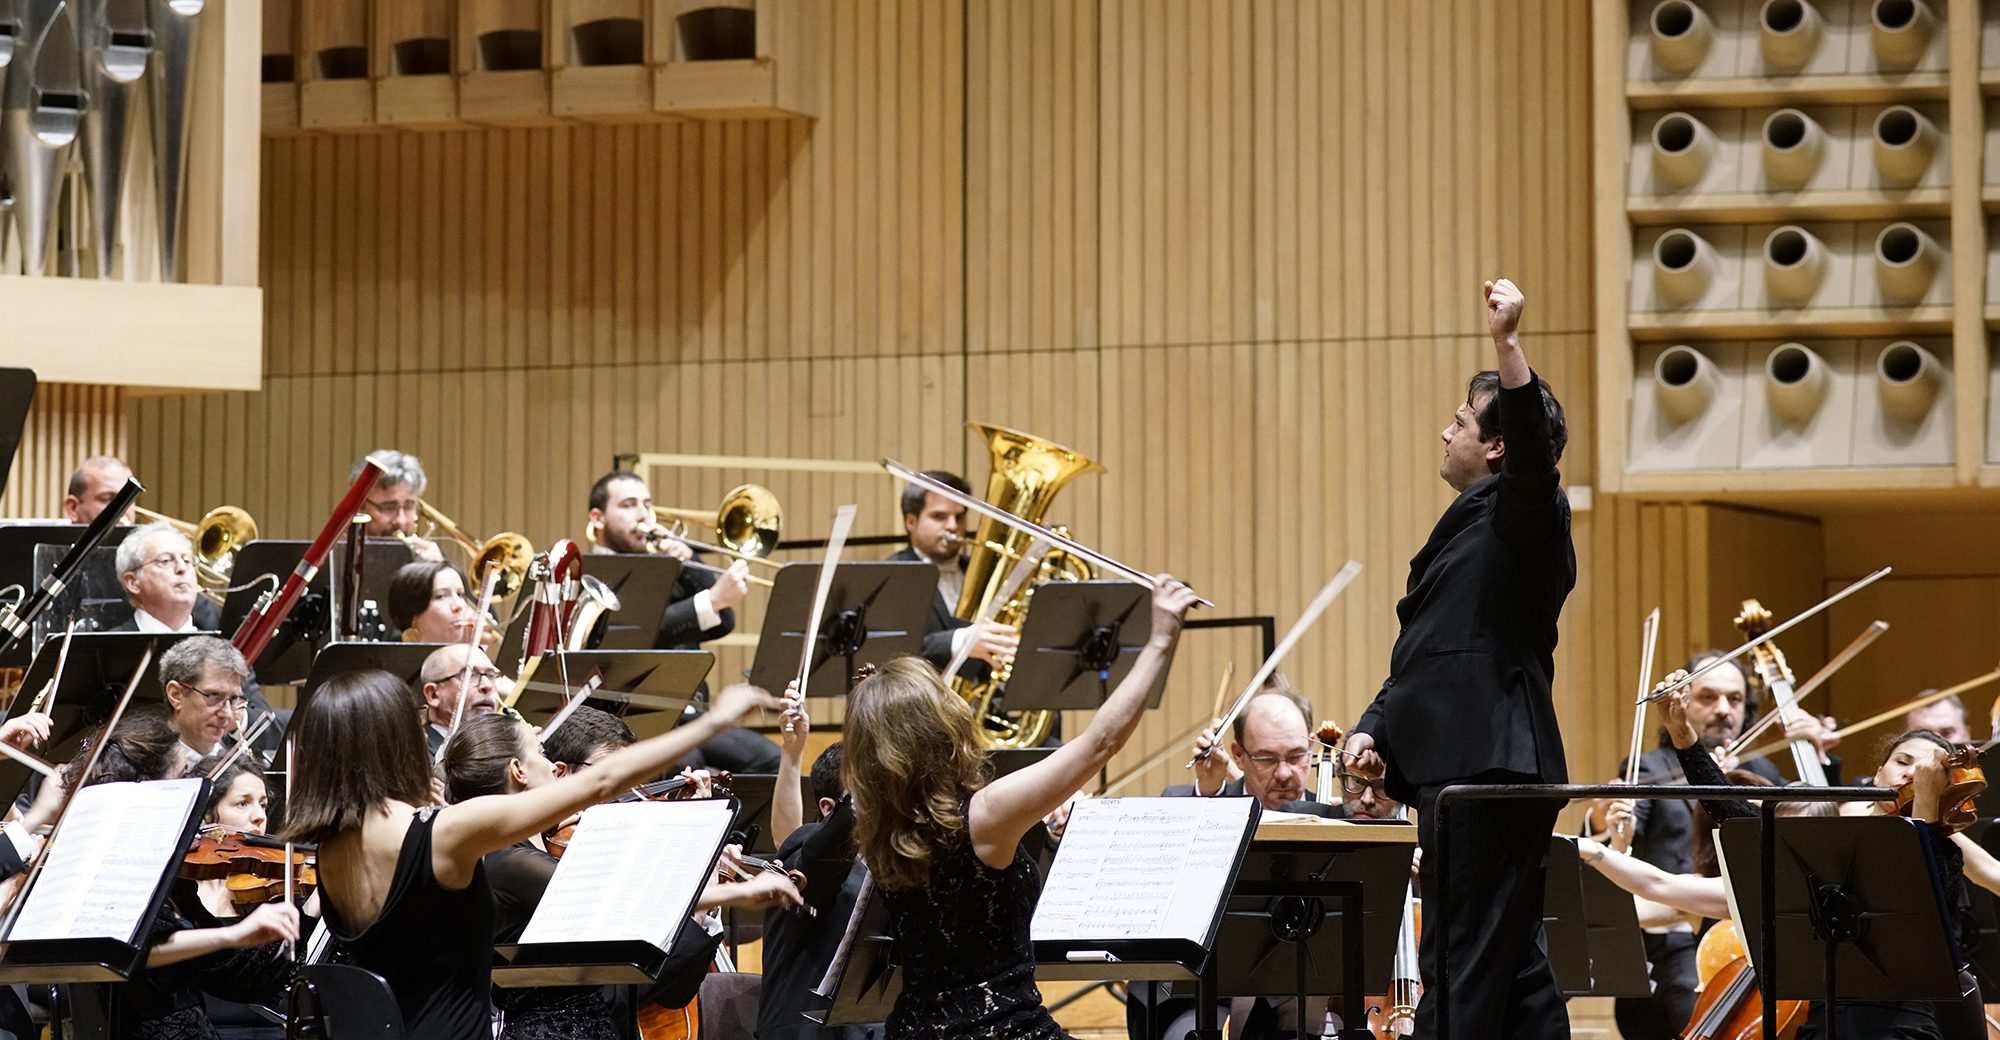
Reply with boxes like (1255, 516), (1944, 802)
(107, 889), (295, 1040)
(485, 842), (620, 1040)
(321, 806), (495, 1040)
(876, 797), (1066, 1040)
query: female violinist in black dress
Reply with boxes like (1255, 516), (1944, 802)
(841, 576), (1198, 1040)
(280, 669), (781, 1039)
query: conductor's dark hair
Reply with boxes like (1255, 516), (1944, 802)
(542, 705), (635, 771)
(386, 560), (461, 632)
(899, 471), (971, 520)
(810, 742), (846, 806)
(279, 670), (433, 845)
(589, 470), (646, 513)
(1466, 371), (1568, 463)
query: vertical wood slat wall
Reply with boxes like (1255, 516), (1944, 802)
(107, 0), (1768, 797)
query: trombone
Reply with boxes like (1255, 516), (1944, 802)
(130, 505), (258, 595)
(407, 498), (536, 602)
(652, 484), (784, 571)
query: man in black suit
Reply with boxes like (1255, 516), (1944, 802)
(884, 470), (1016, 675)
(110, 521), (282, 752)
(585, 469), (776, 773)
(420, 642), (503, 758)
(1345, 279), (1573, 1040)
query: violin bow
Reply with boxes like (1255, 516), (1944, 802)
(1190, 561), (1361, 768)
(0, 646), (152, 949)
(283, 735), (296, 960)
(25, 618), (80, 717)
(1743, 662), (2000, 761)
(1616, 608), (1661, 846)
(791, 505), (857, 729)
(1642, 567), (1892, 703)
(208, 711), (278, 780)
(1723, 620), (1888, 761)
(536, 673), (604, 744)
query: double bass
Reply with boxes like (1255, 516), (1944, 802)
(1312, 720), (1422, 1039)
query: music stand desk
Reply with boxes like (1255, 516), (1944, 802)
(509, 649), (713, 723)
(749, 562), (933, 697)
(1, 632), (204, 807)
(1004, 581), (1151, 711)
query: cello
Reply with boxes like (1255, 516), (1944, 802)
(1682, 919), (1805, 1040)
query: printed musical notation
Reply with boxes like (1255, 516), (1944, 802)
(1031, 796), (1255, 944)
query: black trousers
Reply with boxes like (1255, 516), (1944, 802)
(1612, 930), (1699, 1040)
(1413, 783), (1567, 1040)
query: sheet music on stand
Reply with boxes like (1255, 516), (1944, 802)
(0, 778), (209, 982)
(1032, 796), (1261, 979)
(494, 799), (735, 987)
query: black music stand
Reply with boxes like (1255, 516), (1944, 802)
(1001, 581), (1151, 711)
(0, 632), (203, 807)
(28, 541), (134, 645)
(496, 554), (684, 666)
(1718, 815), (1960, 1040)
(0, 776), (210, 986)
(0, 525), (137, 664)
(220, 541), (321, 683)
(1543, 836), (1594, 996)
(509, 649), (714, 724)
(808, 885), (898, 1028)
(299, 641), (445, 705)
(327, 538), (415, 636)
(1578, 859), (1653, 997)
(1207, 823), (1416, 1040)
(749, 562), (933, 696)
(494, 798), (738, 988)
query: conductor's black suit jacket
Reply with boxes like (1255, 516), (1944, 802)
(1353, 373), (1576, 803)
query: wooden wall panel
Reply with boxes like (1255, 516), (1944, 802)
(0, 386), (128, 521)
(118, 0), (1660, 802)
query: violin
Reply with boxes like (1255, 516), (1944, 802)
(544, 770), (735, 859)
(719, 850), (806, 890)
(1892, 743), (1986, 835)
(181, 829), (317, 914)
(1681, 919), (1804, 1040)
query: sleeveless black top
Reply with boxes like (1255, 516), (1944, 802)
(322, 806), (495, 1039)
(877, 798), (1068, 1040)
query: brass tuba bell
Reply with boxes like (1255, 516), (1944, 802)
(952, 423), (1104, 749)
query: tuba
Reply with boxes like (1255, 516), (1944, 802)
(951, 423), (1104, 748)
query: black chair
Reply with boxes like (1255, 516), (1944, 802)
(697, 971), (762, 1039)
(287, 964), (403, 1039)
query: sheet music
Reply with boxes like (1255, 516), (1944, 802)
(1031, 796), (1255, 944)
(518, 799), (733, 948)
(9, 778), (204, 942)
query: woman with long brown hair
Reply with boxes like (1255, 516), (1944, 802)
(280, 669), (782, 1039)
(841, 576), (1200, 1040)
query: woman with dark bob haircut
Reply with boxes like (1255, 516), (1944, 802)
(281, 669), (781, 1038)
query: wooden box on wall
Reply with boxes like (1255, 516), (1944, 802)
(1595, 0), (1990, 498)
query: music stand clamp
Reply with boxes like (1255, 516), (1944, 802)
(1002, 581), (1153, 712)
(749, 563), (933, 696)
(1719, 815), (1961, 1040)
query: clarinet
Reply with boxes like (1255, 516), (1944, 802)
(0, 478), (143, 657)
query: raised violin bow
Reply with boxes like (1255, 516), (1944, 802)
(939, 534), (1046, 686)
(1189, 561), (1361, 768)
(1743, 661), (2000, 761)
(790, 504), (858, 727)
(1723, 620), (1888, 761)
(1616, 608), (1661, 846)
(1642, 567), (1891, 703)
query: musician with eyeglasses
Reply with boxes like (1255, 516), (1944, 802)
(108, 524), (283, 754)
(351, 450), (444, 563)
(1169, 686), (1344, 816)
(420, 643), (504, 758)
(159, 637), (257, 771)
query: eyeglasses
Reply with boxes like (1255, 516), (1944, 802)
(171, 681), (248, 710)
(364, 498), (421, 517)
(428, 668), (503, 686)
(1341, 775), (1390, 796)
(1243, 750), (1311, 769)
(142, 553), (195, 572)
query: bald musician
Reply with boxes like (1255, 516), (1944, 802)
(63, 455), (133, 523)
(1345, 280), (1573, 1040)
(351, 450), (443, 562)
(419, 643), (502, 757)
